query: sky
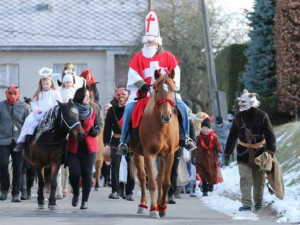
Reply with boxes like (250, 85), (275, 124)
(214, 0), (254, 14)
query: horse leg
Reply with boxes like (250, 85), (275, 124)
(156, 158), (164, 207)
(144, 153), (159, 218)
(159, 153), (174, 217)
(36, 168), (45, 209)
(48, 163), (61, 210)
(133, 153), (147, 214)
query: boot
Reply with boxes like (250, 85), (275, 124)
(20, 174), (28, 200)
(117, 143), (128, 156)
(0, 191), (8, 201)
(80, 201), (88, 209)
(13, 142), (25, 152)
(11, 195), (21, 202)
(174, 186), (181, 198)
(239, 206), (251, 211)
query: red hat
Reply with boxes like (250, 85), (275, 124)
(80, 69), (96, 86)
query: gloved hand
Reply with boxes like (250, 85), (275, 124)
(88, 126), (98, 137)
(224, 155), (230, 166)
(140, 84), (150, 92)
(137, 89), (148, 99)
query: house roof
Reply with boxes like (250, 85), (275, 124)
(0, 0), (147, 49)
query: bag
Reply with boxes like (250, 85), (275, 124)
(177, 156), (190, 186)
(183, 148), (190, 162)
(119, 156), (128, 183)
(215, 165), (224, 183)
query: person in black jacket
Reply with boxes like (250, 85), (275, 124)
(104, 88), (135, 200)
(224, 90), (276, 211)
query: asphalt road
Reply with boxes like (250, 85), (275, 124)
(0, 181), (284, 225)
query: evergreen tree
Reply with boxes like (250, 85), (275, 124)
(242, 0), (276, 96)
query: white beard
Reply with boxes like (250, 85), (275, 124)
(142, 45), (158, 59)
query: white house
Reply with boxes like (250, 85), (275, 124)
(0, 0), (147, 104)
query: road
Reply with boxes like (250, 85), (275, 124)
(0, 182), (284, 225)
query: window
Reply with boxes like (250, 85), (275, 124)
(0, 64), (19, 88)
(53, 63), (87, 76)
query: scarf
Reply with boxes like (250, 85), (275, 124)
(74, 102), (93, 120)
(199, 130), (215, 151)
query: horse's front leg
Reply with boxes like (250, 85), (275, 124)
(48, 162), (61, 210)
(159, 152), (174, 217)
(37, 168), (45, 209)
(133, 153), (148, 214)
(156, 158), (164, 205)
(144, 153), (159, 218)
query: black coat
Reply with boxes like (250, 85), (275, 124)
(103, 102), (124, 147)
(224, 107), (276, 164)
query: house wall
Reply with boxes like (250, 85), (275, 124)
(0, 50), (118, 105)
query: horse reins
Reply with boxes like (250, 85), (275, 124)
(61, 112), (81, 131)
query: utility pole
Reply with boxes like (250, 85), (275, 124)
(148, 0), (153, 11)
(199, 0), (220, 117)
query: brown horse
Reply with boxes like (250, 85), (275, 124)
(23, 99), (85, 210)
(130, 69), (179, 218)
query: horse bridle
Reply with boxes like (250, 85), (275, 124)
(60, 112), (81, 131)
(153, 78), (176, 107)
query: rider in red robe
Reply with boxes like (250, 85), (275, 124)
(117, 10), (196, 155)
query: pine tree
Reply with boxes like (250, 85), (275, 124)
(274, 0), (300, 116)
(242, 0), (276, 96)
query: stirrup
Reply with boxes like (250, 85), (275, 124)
(185, 138), (197, 151)
(117, 143), (128, 156)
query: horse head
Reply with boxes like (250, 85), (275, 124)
(153, 69), (176, 124)
(57, 99), (85, 141)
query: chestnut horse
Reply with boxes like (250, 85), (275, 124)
(130, 69), (179, 218)
(23, 100), (85, 210)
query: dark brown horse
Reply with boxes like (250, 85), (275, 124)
(130, 70), (179, 218)
(23, 99), (85, 210)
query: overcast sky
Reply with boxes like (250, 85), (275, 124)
(214, 0), (254, 14)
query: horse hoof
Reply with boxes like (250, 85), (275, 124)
(150, 210), (160, 218)
(38, 204), (45, 210)
(48, 204), (57, 210)
(159, 211), (166, 217)
(137, 207), (147, 214)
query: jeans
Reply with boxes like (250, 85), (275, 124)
(0, 141), (22, 196)
(67, 151), (96, 202)
(110, 147), (135, 195)
(120, 99), (190, 143)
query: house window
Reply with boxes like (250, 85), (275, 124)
(53, 63), (87, 76)
(0, 64), (19, 88)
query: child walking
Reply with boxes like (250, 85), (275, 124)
(14, 67), (62, 152)
(191, 118), (222, 196)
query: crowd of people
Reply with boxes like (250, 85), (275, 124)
(0, 10), (276, 213)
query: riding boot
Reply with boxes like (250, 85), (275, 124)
(185, 138), (197, 151)
(20, 174), (28, 200)
(13, 142), (25, 152)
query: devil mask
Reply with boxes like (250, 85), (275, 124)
(5, 84), (20, 105)
(114, 88), (129, 107)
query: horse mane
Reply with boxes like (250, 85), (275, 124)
(143, 75), (175, 117)
(34, 105), (60, 144)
